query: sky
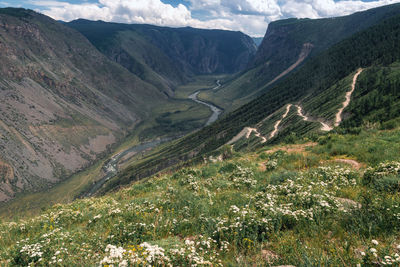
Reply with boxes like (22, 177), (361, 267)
(1, 0), (400, 36)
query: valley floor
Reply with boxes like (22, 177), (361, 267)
(1, 126), (400, 266)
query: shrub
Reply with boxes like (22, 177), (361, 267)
(373, 175), (400, 192)
(363, 161), (400, 187)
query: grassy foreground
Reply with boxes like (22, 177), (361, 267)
(1, 127), (400, 266)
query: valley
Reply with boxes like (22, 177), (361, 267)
(1, 3), (400, 266)
(0, 74), (225, 218)
(0, 6), (250, 205)
(81, 79), (224, 198)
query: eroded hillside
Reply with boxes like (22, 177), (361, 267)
(0, 8), (168, 201)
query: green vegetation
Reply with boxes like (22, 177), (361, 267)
(313, 129), (400, 165)
(202, 3), (400, 112)
(343, 63), (400, 129)
(1, 126), (400, 265)
(2, 6), (400, 266)
(99, 14), (400, 194)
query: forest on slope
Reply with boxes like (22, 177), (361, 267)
(202, 3), (400, 111)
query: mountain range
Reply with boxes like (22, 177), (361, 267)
(0, 3), (399, 213)
(201, 3), (400, 111)
(1, 3), (400, 266)
(67, 19), (257, 96)
(93, 4), (400, 194)
(0, 8), (255, 201)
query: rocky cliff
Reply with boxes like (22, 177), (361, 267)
(204, 3), (400, 112)
(252, 3), (400, 71)
(67, 20), (257, 94)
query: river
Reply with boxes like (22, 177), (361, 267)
(81, 138), (170, 197)
(188, 80), (223, 126)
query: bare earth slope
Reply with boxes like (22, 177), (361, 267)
(0, 8), (168, 201)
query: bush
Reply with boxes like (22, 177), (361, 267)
(342, 193), (400, 236)
(268, 171), (298, 185)
(363, 161), (400, 186)
(373, 175), (400, 192)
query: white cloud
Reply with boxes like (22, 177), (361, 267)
(281, 0), (400, 18)
(221, 0), (281, 16)
(33, 0), (193, 27)
(28, 0), (400, 36)
(281, 1), (319, 18)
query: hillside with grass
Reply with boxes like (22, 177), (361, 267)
(1, 4), (400, 266)
(1, 125), (400, 265)
(66, 20), (257, 96)
(201, 3), (400, 111)
(92, 11), (400, 196)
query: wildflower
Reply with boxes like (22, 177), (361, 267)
(370, 248), (377, 253)
(372, 239), (379, 245)
(93, 214), (102, 220)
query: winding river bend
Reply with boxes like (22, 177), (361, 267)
(83, 80), (223, 197)
(188, 80), (223, 126)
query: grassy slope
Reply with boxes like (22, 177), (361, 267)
(1, 127), (400, 265)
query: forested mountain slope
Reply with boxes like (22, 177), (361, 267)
(67, 20), (257, 96)
(202, 3), (400, 111)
